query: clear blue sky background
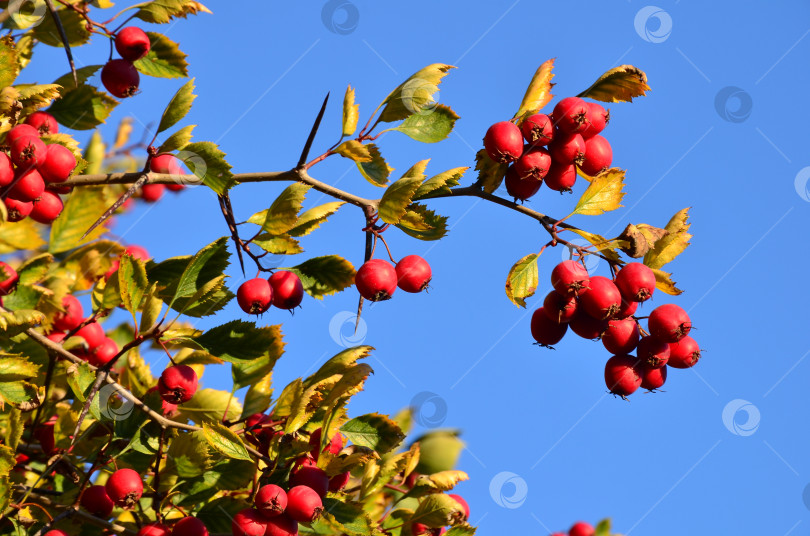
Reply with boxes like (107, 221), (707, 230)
(19, 1), (810, 534)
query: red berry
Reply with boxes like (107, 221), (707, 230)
(25, 111), (59, 135)
(6, 124), (40, 144)
(39, 144), (76, 183)
(138, 523), (171, 536)
(8, 167), (45, 202)
(504, 165), (542, 201)
(636, 336), (670, 368)
(115, 27), (151, 61)
(514, 147), (551, 180)
(569, 309), (608, 339)
(158, 365), (198, 404)
(75, 322), (105, 350)
(244, 413), (274, 443)
(10, 135), (47, 168)
(667, 336), (701, 368)
(549, 133), (586, 165)
(308, 427), (344, 459)
(520, 113), (554, 146)
(604, 354), (642, 397)
(640, 362), (668, 391)
(255, 484), (288, 518)
(395, 255), (432, 293)
(355, 259), (397, 301)
(648, 304), (692, 343)
(268, 270), (304, 308)
(328, 471), (350, 492)
(579, 276), (621, 319)
(34, 417), (56, 454)
(232, 508), (268, 536)
(30, 190), (63, 224)
(43, 531), (70, 536)
(89, 337), (119, 367)
(542, 289), (577, 323)
(579, 135), (612, 176)
(544, 161), (577, 192)
(101, 59), (140, 98)
(0, 153), (13, 187)
(614, 263), (656, 302)
(81, 485), (115, 517)
(264, 515), (297, 536)
(0, 262), (19, 296)
(569, 521), (595, 536)
(616, 298), (638, 319)
(601, 318), (640, 355)
(552, 97), (590, 134)
(448, 494), (470, 520)
(412, 523), (431, 535)
(124, 245), (150, 260)
(141, 183), (165, 202)
(150, 153), (183, 175)
(551, 260), (589, 297)
(4, 197), (32, 222)
(581, 102), (609, 138)
(106, 467), (143, 508)
(530, 308), (568, 347)
(483, 121), (523, 163)
(285, 485), (323, 523)
(237, 278), (273, 314)
(172, 517), (208, 536)
(290, 464), (329, 498)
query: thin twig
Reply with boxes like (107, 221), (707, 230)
(43, 0), (77, 86)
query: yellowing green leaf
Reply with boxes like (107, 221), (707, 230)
(134, 0), (212, 24)
(391, 104), (458, 143)
(118, 254), (149, 321)
(411, 493), (465, 528)
(644, 208), (692, 269)
(505, 253), (539, 308)
(396, 203), (448, 241)
(340, 413), (405, 455)
(17, 83), (62, 112)
(180, 141), (234, 194)
(252, 234), (302, 255)
(651, 267), (683, 296)
(474, 149), (508, 194)
(568, 168), (625, 217)
(247, 182), (310, 235)
(342, 85), (359, 136)
(379, 64), (456, 123)
(287, 201), (344, 237)
(356, 143), (392, 187)
(578, 65), (651, 103)
(33, 9), (91, 47)
(0, 36), (19, 88)
(159, 124), (195, 153)
(414, 167), (466, 200)
(0, 219), (44, 254)
(378, 160), (428, 224)
(49, 187), (110, 253)
(134, 32), (189, 79)
(158, 78), (195, 133)
(202, 421), (251, 461)
(514, 58), (555, 121)
(178, 388), (242, 424)
(334, 139), (372, 162)
(567, 228), (622, 264)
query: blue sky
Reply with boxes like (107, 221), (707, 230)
(19, 1), (810, 534)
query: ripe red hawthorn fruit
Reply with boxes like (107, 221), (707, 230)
(172, 517), (209, 536)
(640, 362), (667, 391)
(106, 467), (144, 508)
(232, 508), (269, 536)
(141, 183), (165, 202)
(43, 531), (69, 536)
(81, 484), (115, 517)
(601, 318), (640, 355)
(75, 322), (106, 350)
(504, 165), (542, 201)
(636, 335), (670, 368)
(616, 298), (638, 319)
(264, 514), (298, 536)
(245, 413), (274, 443)
(667, 335), (701, 368)
(237, 278), (273, 315)
(0, 153), (13, 187)
(8, 168), (45, 202)
(355, 259), (397, 301)
(286, 485), (323, 523)
(549, 133), (586, 165)
(34, 417), (56, 454)
(308, 427), (344, 459)
(530, 307), (568, 347)
(648, 303), (692, 342)
(579, 135), (613, 177)
(604, 354), (642, 397)
(290, 463), (330, 498)
(125, 245), (150, 260)
(255, 484), (288, 518)
(6, 124), (40, 145)
(328, 471), (351, 492)
(543, 161), (577, 192)
(448, 494), (470, 520)
(30, 190), (64, 224)
(268, 270), (304, 309)
(101, 59), (140, 98)
(569, 309), (608, 339)
(542, 289), (577, 323)
(158, 365), (198, 404)
(0, 262), (19, 296)
(551, 260), (590, 297)
(569, 521), (595, 536)
(25, 111), (59, 135)
(614, 262), (655, 303)
(5, 197), (33, 222)
(89, 337), (119, 367)
(137, 523), (171, 536)
(483, 121), (523, 163)
(552, 97), (590, 134)
(411, 523), (432, 535)
(115, 27), (151, 61)
(150, 153), (183, 175)
(581, 102), (609, 139)
(520, 113), (554, 146)
(395, 255), (432, 293)
(579, 276), (622, 320)
(10, 134), (47, 168)
(39, 144), (76, 183)
(514, 147), (552, 180)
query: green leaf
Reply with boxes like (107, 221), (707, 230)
(170, 237), (230, 305)
(578, 65), (651, 103)
(241, 372), (273, 419)
(177, 388), (242, 424)
(514, 58), (555, 121)
(379, 161), (428, 224)
(411, 493), (465, 528)
(166, 430), (210, 478)
(134, 0), (212, 24)
(65, 361), (95, 402)
(197, 497), (249, 533)
(568, 168), (625, 217)
(159, 124), (195, 153)
(473, 149), (508, 194)
(179, 141), (234, 194)
(54, 65), (102, 92)
(49, 187), (110, 253)
(192, 320), (281, 363)
(334, 139), (372, 162)
(643, 207), (692, 269)
(118, 254), (149, 321)
(252, 234), (302, 256)
(287, 201), (344, 237)
(413, 167), (466, 200)
(202, 421), (251, 461)
(140, 283), (163, 334)
(157, 78), (195, 133)
(247, 183), (310, 235)
(379, 64), (456, 123)
(342, 85), (359, 137)
(445, 527), (477, 536)
(414, 430), (464, 474)
(231, 325), (284, 390)
(284, 255), (355, 299)
(133, 32), (189, 79)
(505, 253), (539, 308)
(391, 104), (458, 143)
(0, 381), (37, 409)
(16, 253), (53, 286)
(594, 518), (611, 536)
(396, 203), (448, 241)
(356, 143), (392, 187)
(340, 413), (405, 455)
(32, 9), (91, 47)
(48, 85), (117, 130)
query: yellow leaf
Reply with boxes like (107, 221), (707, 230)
(578, 65), (651, 103)
(567, 228), (622, 263)
(568, 168), (625, 217)
(643, 208), (692, 269)
(342, 85), (359, 137)
(505, 253), (539, 308)
(651, 267), (683, 295)
(514, 58), (555, 121)
(334, 139), (372, 162)
(113, 117), (133, 149)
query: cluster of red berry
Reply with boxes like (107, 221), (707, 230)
(550, 520), (599, 536)
(142, 153), (187, 202)
(354, 255), (432, 301)
(0, 114), (76, 224)
(531, 260), (700, 397)
(484, 96), (613, 200)
(79, 468), (145, 518)
(236, 271), (305, 315)
(101, 27), (151, 99)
